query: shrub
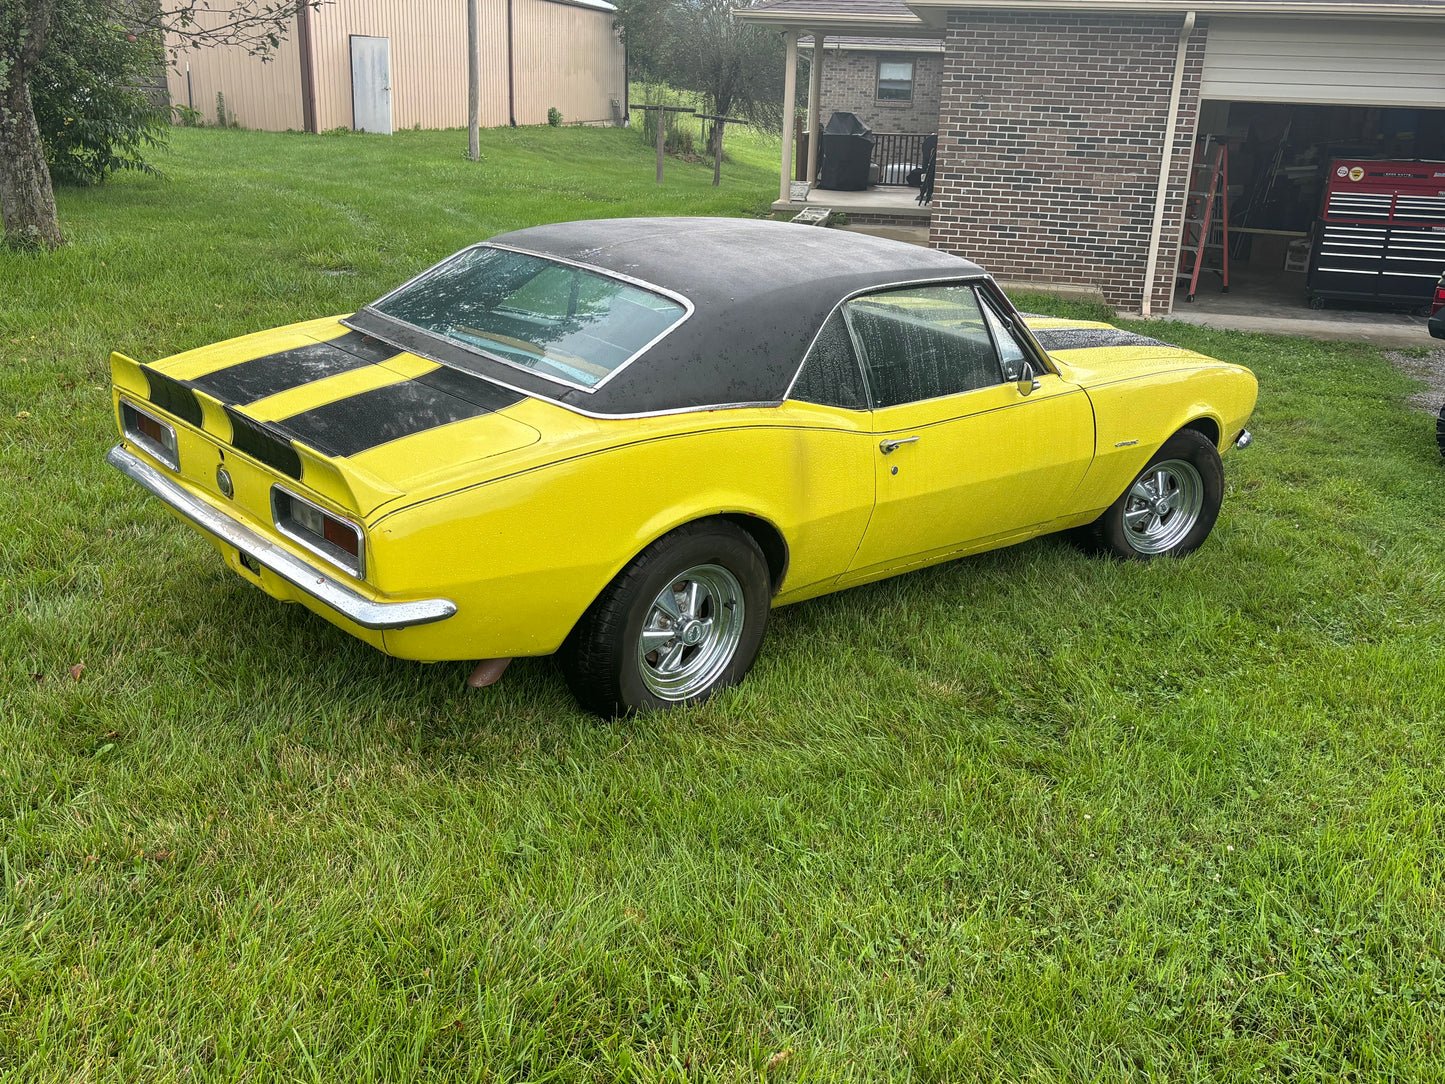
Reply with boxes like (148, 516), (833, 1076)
(547, 106), (562, 127)
(30, 4), (169, 186)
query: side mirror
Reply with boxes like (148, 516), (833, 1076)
(1017, 360), (1042, 396)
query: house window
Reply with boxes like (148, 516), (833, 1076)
(877, 60), (914, 102)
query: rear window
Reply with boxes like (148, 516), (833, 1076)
(370, 246), (688, 390)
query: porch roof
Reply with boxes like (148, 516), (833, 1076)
(738, 0), (1445, 32)
(799, 34), (945, 50)
(737, 0), (939, 36)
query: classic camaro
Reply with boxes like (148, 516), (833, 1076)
(108, 217), (1256, 715)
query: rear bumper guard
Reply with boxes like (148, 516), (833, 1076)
(106, 444), (456, 631)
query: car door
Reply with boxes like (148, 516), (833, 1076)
(839, 281), (1095, 582)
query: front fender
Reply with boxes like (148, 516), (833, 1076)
(1071, 364), (1257, 513)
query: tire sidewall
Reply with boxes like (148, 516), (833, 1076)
(612, 527), (771, 714)
(1101, 429), (1224, 559)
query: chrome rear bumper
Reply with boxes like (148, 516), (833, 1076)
(107, 444), (456, 631)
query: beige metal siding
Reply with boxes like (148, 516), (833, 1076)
(1202, 17), (1445, 107)
(167, 0), (624, 133)
(308, 0), (504, 131)
(512, 0), (627, 126)
(165, 17), (304, 131)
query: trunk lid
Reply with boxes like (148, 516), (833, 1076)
(112, 317), (540, 518)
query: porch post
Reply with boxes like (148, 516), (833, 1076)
(779, 29), (798, 203)
(805, 31), (824, 188)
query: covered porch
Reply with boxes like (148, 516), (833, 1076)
(769, 184), (932, 223)
(737, 0), (944, 223)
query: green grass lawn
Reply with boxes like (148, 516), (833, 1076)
(3, 126), (1444, 1082)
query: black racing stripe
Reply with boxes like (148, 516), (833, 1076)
(1032, 328), (1172, 352)
(189, 331), (401, 405)
(141, 365), (203, 426)
(272, 367), (525, 458)
(413, 365), (526, 409)
(225, 407), (303, 479)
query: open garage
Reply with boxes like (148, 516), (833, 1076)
(1189, 15), (1445, 315)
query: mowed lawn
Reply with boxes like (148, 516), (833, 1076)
(2, 126), (1444, 1082)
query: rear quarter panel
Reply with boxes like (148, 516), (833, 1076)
(373, 400), (876, 661)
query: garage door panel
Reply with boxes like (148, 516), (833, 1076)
(1203, 18), (1445, 108)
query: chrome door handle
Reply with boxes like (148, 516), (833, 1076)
(879, 437), (920, 454)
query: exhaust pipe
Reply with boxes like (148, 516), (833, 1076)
(466, 658), (512, 688)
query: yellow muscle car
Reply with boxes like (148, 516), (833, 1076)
(108, 218), (1256, 715)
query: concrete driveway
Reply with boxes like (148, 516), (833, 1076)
(1150, 266), (1434, 349)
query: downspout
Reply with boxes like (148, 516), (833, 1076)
(1141, 10), (1196, 317)
(297, 3), (318, 134)
(507, 0), (517, 126)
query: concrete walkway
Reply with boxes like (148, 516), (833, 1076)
(1137, 268), (1433, 348)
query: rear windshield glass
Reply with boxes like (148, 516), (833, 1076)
(370, 247), (688, 390)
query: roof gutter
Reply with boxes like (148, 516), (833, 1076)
(1140, 9), (1195, 318)
(903, 0), (1444, 27)
(1138, 11), (1196, 317)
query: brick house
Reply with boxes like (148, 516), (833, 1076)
(805, 36), (945, 136)
(739, 0), (1445, 315)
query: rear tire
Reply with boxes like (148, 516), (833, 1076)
(560, 520), (771, 717)
(1437, 404), (1445, 461)
(1094, 429), (1224, 559)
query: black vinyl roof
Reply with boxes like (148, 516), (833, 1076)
(349, 217), (983, 416)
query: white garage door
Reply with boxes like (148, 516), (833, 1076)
(1201, 17), (1445, 108)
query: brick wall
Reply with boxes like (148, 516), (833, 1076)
(818, 50), (943, 135)
(929, 14), (1207, 314)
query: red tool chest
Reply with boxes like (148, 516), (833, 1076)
(1307, 159), (1445, 310)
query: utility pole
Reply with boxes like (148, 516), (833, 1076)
(467, 0), (480, 161)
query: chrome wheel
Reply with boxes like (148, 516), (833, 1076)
(637, 564), (745, 701)
(1121, 459), (1204, 555)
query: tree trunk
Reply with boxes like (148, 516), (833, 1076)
(0, 0), (63, 249)
(0, 75), (63, 249)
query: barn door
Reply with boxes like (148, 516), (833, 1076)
(350, 35), (392, 134)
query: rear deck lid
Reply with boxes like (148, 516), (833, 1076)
(113, 318), (540, 513)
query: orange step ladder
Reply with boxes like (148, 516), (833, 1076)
(1177, 136), (1230, 302)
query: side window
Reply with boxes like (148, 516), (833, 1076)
(843, 284), (1004, 408)
(789, 310), (867, 410)
(877, 60), (914, 102)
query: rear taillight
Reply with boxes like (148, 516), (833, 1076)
(271, 486), (365, 578)
(120, 399), (179, 471)
(1432, 282), (1445, 316)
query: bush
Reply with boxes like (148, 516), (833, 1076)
(31, 3), (169, 186)
(547, 106), (562, 127)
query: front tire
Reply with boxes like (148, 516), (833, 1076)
(560, 520), (771, 717)
(1094, 429), (1224, 559)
